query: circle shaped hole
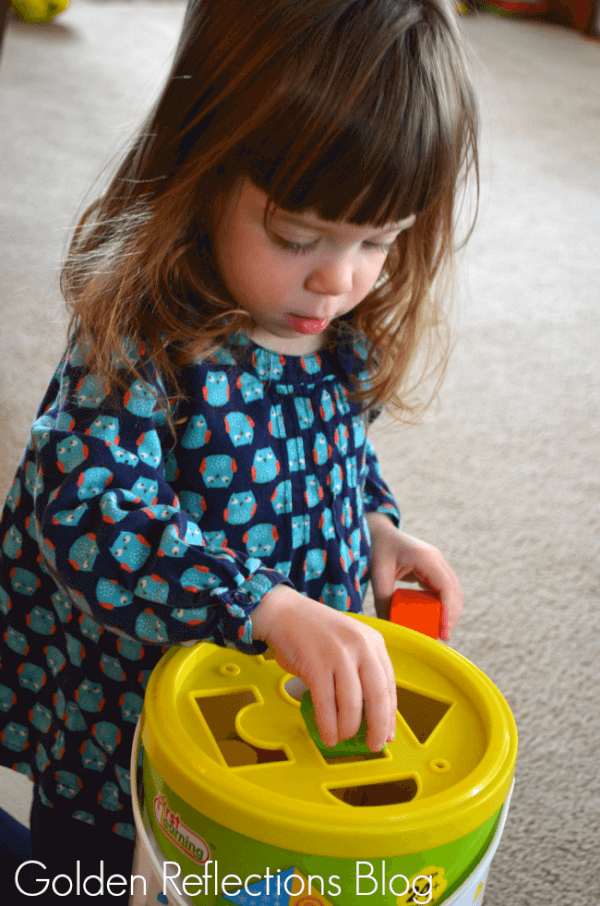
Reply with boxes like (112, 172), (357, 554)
(430, 758), (451, 773)
(283, 676), (308, 702)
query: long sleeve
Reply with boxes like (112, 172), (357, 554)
(362, 437), (401, 527)
(30, 346), (290, 651)
(0, 333), (401, 829)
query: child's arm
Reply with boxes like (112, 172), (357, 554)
(251, 584), (397, 753)
(29, 349), (291, 651)
(366, 512), (463, 641)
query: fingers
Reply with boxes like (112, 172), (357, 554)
(309, 672), (339, 748)
(360, 640), (397, 751)
(256, 590), (397, 753)
(412, 563), (462, 641)
(333, 668), (364, 747)
(367, 520), (464, 642)
(332, 626), (396, 752)
(399, 535), (463, 642)
(370, 554), (397, 622)
(302, 623), (397, 753)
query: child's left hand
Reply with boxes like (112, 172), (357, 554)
(366, 513), (463, 641)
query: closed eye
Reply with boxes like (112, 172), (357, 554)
(274, 234), (393, 255)
(273, 235), (318, 255)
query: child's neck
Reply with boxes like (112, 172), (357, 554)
(249, 324), (332, 357)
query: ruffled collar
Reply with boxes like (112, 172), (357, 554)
(221, 328), (371, 388)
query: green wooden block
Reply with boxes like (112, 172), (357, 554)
(300, 690), (386, 757)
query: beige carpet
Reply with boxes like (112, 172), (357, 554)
(1, 4), (599, 903)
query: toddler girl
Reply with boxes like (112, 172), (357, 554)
(0, 0), (477, 897)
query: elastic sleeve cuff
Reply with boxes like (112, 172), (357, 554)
(215, 569), (294, 654)
(366, 501), (401, 528)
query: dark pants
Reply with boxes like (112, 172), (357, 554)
(0, 803), (33, 876)
(4, 787), (135, 903)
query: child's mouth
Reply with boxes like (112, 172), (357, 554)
(284, 314), (330, 335)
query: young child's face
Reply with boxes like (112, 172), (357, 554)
(214, 179), (415, 356)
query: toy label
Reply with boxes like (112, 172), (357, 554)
(154, 792), (211, 865)
(395, 866), (447, 904)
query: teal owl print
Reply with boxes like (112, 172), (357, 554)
(0, 330), (400, 839)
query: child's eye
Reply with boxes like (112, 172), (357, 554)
(273, 235), (318, 255)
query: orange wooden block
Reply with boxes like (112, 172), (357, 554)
(389, 588), (442, 639)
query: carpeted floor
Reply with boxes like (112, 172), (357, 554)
(1, 4), (599, 904)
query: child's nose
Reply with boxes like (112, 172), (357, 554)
(305, 256), (354, 298)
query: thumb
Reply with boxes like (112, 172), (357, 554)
(371, 553), (398, 620)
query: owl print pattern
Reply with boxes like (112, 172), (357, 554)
(0, 331), (399, 838)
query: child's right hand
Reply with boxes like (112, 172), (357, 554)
(251, 585), (397, 752)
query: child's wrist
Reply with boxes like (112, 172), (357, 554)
(251, 583), (299, 641)
(365, 510), (395, 528)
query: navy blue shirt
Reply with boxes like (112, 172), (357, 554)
(0, 332), (400, 838)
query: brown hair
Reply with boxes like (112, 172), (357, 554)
(62, 0), (479, 421)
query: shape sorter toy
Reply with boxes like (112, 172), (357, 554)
(139, 614), (517, 906)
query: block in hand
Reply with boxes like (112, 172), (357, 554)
(389, 588), (441, 639)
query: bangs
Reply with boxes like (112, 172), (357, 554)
(239, 116), (423, 228)
(231, 5), (472, 227)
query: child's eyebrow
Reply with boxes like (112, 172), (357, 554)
(270, 209), (324, 230)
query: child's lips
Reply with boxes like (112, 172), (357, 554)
(283, 314), (330, 335)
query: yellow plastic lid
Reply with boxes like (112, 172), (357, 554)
(142, 615), (517, 857)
